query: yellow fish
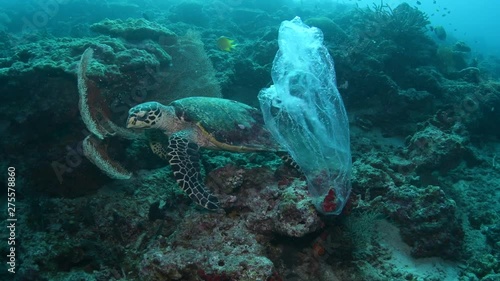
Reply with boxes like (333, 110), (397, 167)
(217, 36), (236, 52)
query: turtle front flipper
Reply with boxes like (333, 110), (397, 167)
(168, 135), (219, 210)
(146, 130), (169, 160)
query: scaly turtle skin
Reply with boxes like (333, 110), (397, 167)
(126, 97), (284, 210)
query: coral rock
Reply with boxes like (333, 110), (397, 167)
(90, 18), (177, 43)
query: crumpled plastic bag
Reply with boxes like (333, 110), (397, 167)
(258, 17), (351, 215)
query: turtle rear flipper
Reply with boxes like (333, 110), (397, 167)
(276, 151), (302, 173)
(168, 135), (219, 210)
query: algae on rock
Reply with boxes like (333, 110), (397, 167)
(90, 18), (177, 43)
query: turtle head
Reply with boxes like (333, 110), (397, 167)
(127, 102), (166, 129)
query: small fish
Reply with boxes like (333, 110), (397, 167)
(442, 14), (446, 17)
(416, 1), (421, 5)
(433, 0), (436, 4)
(217, 36), (236, 52)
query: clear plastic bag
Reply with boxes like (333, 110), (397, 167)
(259, 17), (351, 215)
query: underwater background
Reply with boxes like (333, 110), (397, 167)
(1, 0), (499, 280)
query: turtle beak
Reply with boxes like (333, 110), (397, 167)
(126, 116), (135, 128)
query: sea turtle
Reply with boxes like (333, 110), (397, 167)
(126, 97), (287, 210)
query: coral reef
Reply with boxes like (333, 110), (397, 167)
(1, 1), (500, 280)
(407, 123), (468, 172)
(383, 184), (463, 259)
(0, 35), (171, 83)
(90, 18), (177, 43)
(139, 215), (274, 280)
(206, 164), (322, 237)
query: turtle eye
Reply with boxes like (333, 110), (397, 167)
(136, 111), (149, 121)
